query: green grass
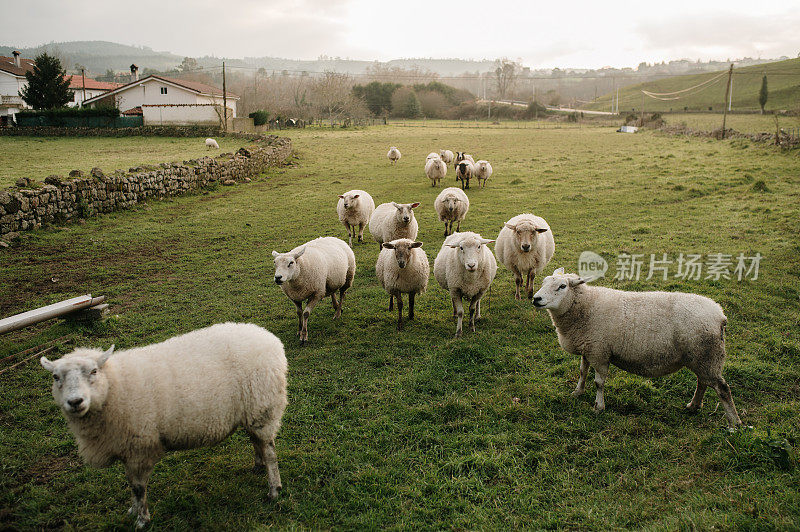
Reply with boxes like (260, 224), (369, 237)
(0, 136), (244, 188)
(589, 57), (800, 113)
(660, 112), (800, 135)
(1, 126), (799, 529)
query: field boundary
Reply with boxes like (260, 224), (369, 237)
(0, 125), (261, 138)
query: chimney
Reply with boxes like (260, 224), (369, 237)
(12, 51), (20, 68)
(130, 64), (139, 82)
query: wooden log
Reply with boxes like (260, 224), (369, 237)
(0, 295), (106, 335)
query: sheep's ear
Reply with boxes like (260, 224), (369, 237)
(293, 247), (306, 259)
(553, 267), (565, 275)
(480, 238), (495, 245)
(535, 227), (548, 233)
(40, 357), (55, 372)
(569, 277), (586, 287)
(352, 194), (359, 199)
(504, 223), (516, 231)
(97, 345), (115, 368)
(382, 242), (395, 249)
(272, 250), (280, 258)
(410, 202), (420, 209)
(447, 242), (460, 248)
(338, 195), (344, 199)
(411, 241), (423, 248)
(392, 202), (400, 209)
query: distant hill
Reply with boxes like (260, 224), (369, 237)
(587, 57), (800, 113)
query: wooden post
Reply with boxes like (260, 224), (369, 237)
(640, 91), (645, 126)
(80, 68), (87, 105)
(721, 64), (733, 139)
(222, 61), (228, 132)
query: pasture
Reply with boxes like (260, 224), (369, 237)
(1, 125), (799, 529)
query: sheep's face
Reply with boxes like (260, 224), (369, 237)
(392, 202), (419, 225)
(449, 235), (493, 272)
(427, 153), (440, 161)
(272, 247), (305, 284)
(442, 195), (460, 213)
(40, 347), (114, 418)
(338, 192), (360, 210)
(533, 268), (585, 311)
(505, 221), (548, 253)
(383, 239), (422, 269)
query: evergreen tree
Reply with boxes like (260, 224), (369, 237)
(19, 53), (73, 109)
(400, 90), (422, 118)
(758, 75), (768, 114)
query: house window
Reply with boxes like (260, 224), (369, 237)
(160, 87), (168, 94)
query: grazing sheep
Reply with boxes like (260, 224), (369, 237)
(273, 237), (356, 344)
(454, 152), (474, 166)
(533, 268), (742, 427)
(473, 160), (493, 187)
(375, 239), (430, 330)
(426, 152), (441, 161)
(205, 138), (219, 149)
(337, 189), (375, 246)
(425, 157), (448, 187)
(440, 149), (455, 164)
(434, 232), (497, 337)
(39, 323), (288, 529)
(455, 160), (475, 189)
(495, 213), (554, 300)
(369, 201), (420, 251)
(387, 146), (402, 165)
(434, 187), (469, 236)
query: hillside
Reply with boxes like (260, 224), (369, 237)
(587, 57), (800, 113)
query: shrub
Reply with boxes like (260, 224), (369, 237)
(17, 107), (120, 118)
(249, 110), (270, 126)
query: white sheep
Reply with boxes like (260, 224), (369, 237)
(387, 146), (402, 165)
(454, 152), (474, 167)
(434, 231), (497, 337)
(455, 159), (475, 190)
(205, 138), (219, 149)
(495, 213), (554, 300)
(439, 149), (455, 164)
(273, 236), (356, 343)
(473, 160), (492, 187)
(533, 268), (742, 427)
(337, 189), (375, 246)
(369, 201), (420, 252)
(39, 323), (288, 529)
(426, 152), (441, 161)
(425, 157), (448, 187)
(434, 187), (469, 236)
(375, 239), (430, 330)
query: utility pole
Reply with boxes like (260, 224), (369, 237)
(222, 61), (228, 132)
(80, 68), (87, 106)
(615, 87), (619, 114)
(727, 69), (733, 111)
(640, 91), (645, 126)
(721, 64), (733, 138)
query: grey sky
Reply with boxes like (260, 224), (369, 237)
(4, 0), (799, 68)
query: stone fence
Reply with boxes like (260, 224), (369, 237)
(0, 135), (292, 241)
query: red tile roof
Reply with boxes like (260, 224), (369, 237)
(66, 75), (122, 91)
(0, 55), (35, 76)
(121, 106), (143, 116)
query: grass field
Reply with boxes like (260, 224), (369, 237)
(1, 126), (799, 529)
(661, 112), (800, 135)
(0, 136), (244, 188)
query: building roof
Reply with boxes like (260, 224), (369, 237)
(121, 106), (143, 116)
(0, 55), (35, 77)
(66, 75), (122, 91)
(82, 74), (238, 105)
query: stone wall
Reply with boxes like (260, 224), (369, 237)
(0, 135), (292, 240)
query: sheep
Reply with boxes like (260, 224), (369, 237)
(434, 232), (497, 337)
(454, 152), (474, 167)
(39, 322), (288, 529)
(387, 146), (402, 165)
(425, 156), (448, 187)
(375, 239), (430, 330)
(369, 201), (420, 252)
(434, 187), (469, 236)
(426, 152), (441, 161)
(439, 149), (455, 164)
(455, 160), (475, 189)
(272, 236), (356, 344)
(495, 213), (554, 300)
(533, 268), (742, 428)
(473, 160), (493, 187)
(337, 189), (375, 246)
(205, 138), (219, 149)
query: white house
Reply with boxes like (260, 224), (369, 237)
(0, 51), (33, 121)
(83, 66), (238, 126)
(66, 75), (121, 107)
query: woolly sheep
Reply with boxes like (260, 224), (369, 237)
(454, 152), (474, 166)
(387, 146), (402, 165)
(425, 157), (448, 187)
(439, 149), (455, 164)
(434, 187), (469, 236)
(434, 231), (497, 337)
(533, 268), (742, 427)
(205, 138), (219, 149)
(39, 323), (288, 528)
(337, 189), (375, 246)
(473, 160), (493, 187)
(426, 152), (441, 161)
(369, 201), (420, 252)
(375, 239), (430, 330)
(455, 160), (475, 190)
(273, 236), (356, 344)
(495, 213), (554, 300)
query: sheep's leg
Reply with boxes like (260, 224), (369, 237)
(512, 267), (523, 300)
(337, 286), (348, 318)
(357, 223), (365, 243)
(452, 292), (464, 337)
(456, 220), (461, 232)
(593, 364), (608, 412)
(572, 355), (588, 396)
(476, 299), (481, 319)
(294, 301), (303, 337)
(686, 376), (707, 411)
(468, 295), (481, 332)
(330, 292), (340, 315)
(408, 292), (415, 321)
(389, 295), (394, 311)
(124, 461), (154, 529)
(248, 429), (282, 499)
(444, 222), (449, 237)
(525, 271), (535, 300)
(300, 294), (323, 344)
(712, 377), (742, 428)
(396, 293), (404, 330)
(451, 297), (458, 318)
(346, 223), (353, 247)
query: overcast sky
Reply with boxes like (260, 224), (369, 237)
(5, 0), (800, 68)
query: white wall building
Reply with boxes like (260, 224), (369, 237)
(0, 52), (33, 120)
(66, 75), (121, 107)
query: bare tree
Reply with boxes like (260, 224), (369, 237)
(309, 71), (365, 126)
(494, 58), (519, 101)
